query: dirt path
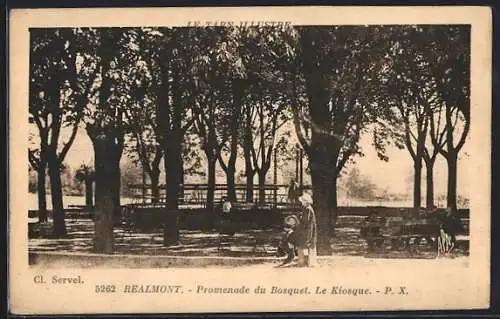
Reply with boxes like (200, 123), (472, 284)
(29, 218), (468, 266)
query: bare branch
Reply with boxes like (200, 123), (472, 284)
(455, 110), (470, 151)
(216, 152), (228, 172)
(291, 105), (312, 155)
(403, 117), (416, 159)
(58, 111), (83, 162)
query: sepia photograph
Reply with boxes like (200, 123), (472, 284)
(9, 6), (491, 314)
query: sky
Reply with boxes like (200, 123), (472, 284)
(57, 121), (471, 200)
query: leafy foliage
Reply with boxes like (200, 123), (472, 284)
(29, 28), (86, 165)
(292, 26), (397, 177)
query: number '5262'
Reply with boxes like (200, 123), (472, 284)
(95, 284), (116, 293)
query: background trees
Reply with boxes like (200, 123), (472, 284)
(343, 167), (377, 200)
(82, 28), (128, 253)
(122, 29), (164, 204)
(291, 26), (397, 254)
(28, 134), (47, 222)
(28, 25), (470, 255)
(75, 28), (156, 252)
(240, 26), (295, 204)
(189, 27), (244, 215)
(154, 28), (201, 244)
(426, 27), (470, 210)
(29, 28), (86, 235)
(75, 164), (95, 210)
(381, 26), (470, 211)
(382, 27), (437, 211)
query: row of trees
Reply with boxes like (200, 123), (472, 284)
(382, 27), (470, 211)
(289, 26), (469, 253)
(29, 25), (469, 254)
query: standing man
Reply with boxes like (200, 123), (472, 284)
(296, 192), (318, 267)
(287, 179), (300, 207)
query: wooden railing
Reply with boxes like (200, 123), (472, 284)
(127, 183), (313, 206)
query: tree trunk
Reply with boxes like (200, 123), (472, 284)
(37, 166), (48, 222)
(329, 176), (338, 234)
(245, 170), (254, 203)
(300, 56), (334, 255)
(424, 158), (435, 209)
(243, 105), (254, 203)
(258, 170), (267, 204)
(112, 164), (121, 222)
(149, 146), (163, 204)
(150, 169), (160, 204)
(444, 106), (458, 210)
(178, 152), (184, 203)
(84, 179), (93, 210)
(447, 152), (458, 210)
(243, 146), (254, 202)
(47, 155), (66, 236)
(161, 54), (185, 246)
(206, 156), (216, 229)
(92, 138), (120, 254)
(413, 158), (422, 211)
(163, 137), (181, 246)
(225, 79), (242, 203)
(310, 164), (334, 256)
(226, 165), (237, 202)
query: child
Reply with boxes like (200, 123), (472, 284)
(277, 215), (300, 264)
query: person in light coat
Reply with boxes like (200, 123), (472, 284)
(296, 193), (318, 267)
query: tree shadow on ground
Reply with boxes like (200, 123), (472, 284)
(29, 218), (469, 259)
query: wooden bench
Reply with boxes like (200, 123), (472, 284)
(360, 214), (470, 252)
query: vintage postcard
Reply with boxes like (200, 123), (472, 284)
(8, 6), (491, 314)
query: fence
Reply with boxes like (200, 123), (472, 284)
(127, 183), (311, 207)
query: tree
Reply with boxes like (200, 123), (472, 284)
(377, 26), (465, 210)
(210, 28), (247, 203)
(125, 125), (163, 203)
(422, 114), (445, 209)
(29, 29), (86, 235)
(343, 167), (377, 200)
(191, 26), (294, 208)
(241, 26), (295, 204)
(123, 89), (163, 204)
(120, 160), (145, 197)
(84, 29), (125, 253)
(155, 27), (201, 245)
(291, 26), (395, 255)
(122, 28), (165, 204)
(426, 26), (470, 210)
(28, 131), (47, 222)
(75, 164), (95, 210)
(76, 28), (150, 252)
(193, 92), (230, 224)
(274, 128), (301, 185)
(248, 100), (289, 204)
(190, 27), (242, 222)
(74, 27), (167, 252)
(383, 28), (435, 210)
